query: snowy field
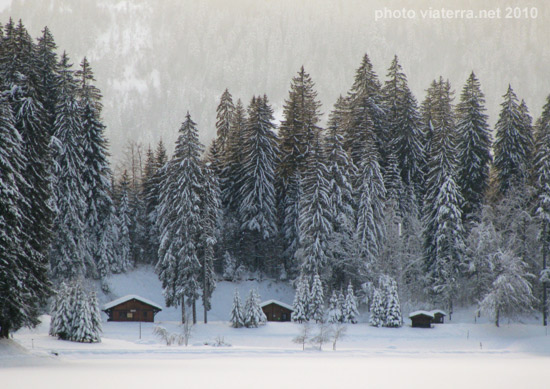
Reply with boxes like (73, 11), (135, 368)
(2, 267), (550, 388)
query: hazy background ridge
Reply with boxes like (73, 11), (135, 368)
(4, 0), (549, 167)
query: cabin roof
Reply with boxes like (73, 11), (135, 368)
(430, 309), (447, 316)
(102, 295), (163, 311)
(409, 310), (435, 319)
(260, 299), (294, 311)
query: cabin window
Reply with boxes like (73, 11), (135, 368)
(282, 313), (287, 321)
(143, 311), (148, 319)
(127, 312), (133, 319)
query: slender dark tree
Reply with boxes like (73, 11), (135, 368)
(382, 56), (424, 199)
(493, 86), (534, 195)
(49, 52), (89, 280)
(455, 72), (492, 222)
(345, 53), (387, 167)
(237, 96), (279, 273)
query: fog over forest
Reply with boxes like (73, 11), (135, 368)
(3, 0), (549, 163)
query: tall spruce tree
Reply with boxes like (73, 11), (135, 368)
(157, 113), (207, 324)
(297, 140), (333, 280)
(345, 53), (387, 167)
(455, 72), (492, 222)
(115, 171), (132, 273)
(354, 135), (386, 276)
(493, 86), (534, 195)
(215, 89), (234, 156)
(49, 52), (89, 280)
(325, 117), (358, 290)
(422, 78), (465, 312)
(278, 67), (322, 274)
(237, 95), (279, 273)
(76, 57), (113, 278)
(382, 55), (424, 199)
(0, 96), (49, 338)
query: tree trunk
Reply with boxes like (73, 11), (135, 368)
(0, 322), (10, 338)
(181, 296), (186, 324)
(204, 303), (208, 324)
(192, 300), (197, 324)
(495, 309), (500, 327)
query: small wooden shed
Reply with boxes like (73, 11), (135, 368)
(260, 300), (293, 322)
(430, 310), (447, 324)
(409, 311), (434, 328)
(103, 295), (162, 323)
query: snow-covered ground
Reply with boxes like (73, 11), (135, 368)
(2, 266), (550, 388)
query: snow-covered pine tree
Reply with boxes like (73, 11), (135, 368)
(230, 289), (245, 328)
(310, 274), (325, 323)
(493, 85), (534, 195)
(244, 289), (267, 328)
(345, 53), (387, 168)
(292, 277), (309, 323)
(142, 140), (168, 265)
(278, 67), (323, 274)
(369, 288), (384, 327)
(49, 52), (89, 280)
(533, 94), (550, 326)
(422, 77), (465, 313)
(76, 57), (114, 278)
(215, 89), (234, 156)
(199, 162), (219, 323)
(50, 280), (101, 342)
(281, 170), (302, 277)
(221, 99), (246, 213)
(337, 291), (346, 323)
(68, 281), (101, 343)
(157, 113), (207, 324)
(0, 22), (53, 333)
(479, 249), (535, 327)
(464, 208), (501, 305)
(115, 171), (132, 273)
(0, 95), (49, 338)
(237, 95), (279, 273)
(327, 291), (341, 324)
(325, 116), (358, 290)
(343, 283), (359, 324)
(354, 134), (386, 274)
(278, 66), (323, 186)
(383, 277), (402, 327)
(382, 55), (424, 199)
(297, 139), (333, 279)
(49, 282), (71, 339)
(455, 72), (492, 223)
(222, 251), (237, 281)
(35, 26), (60, 131)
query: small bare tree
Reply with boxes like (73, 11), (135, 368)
(310, 323), (332, 351)
(331, 323), (347, 351)
(292, 323), (312, 351)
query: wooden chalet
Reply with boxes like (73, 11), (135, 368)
(103, 295), (162, 323)
(430, 310), (447, 324)
(260, 300), (293, 322)
(409, 311), (434, 328)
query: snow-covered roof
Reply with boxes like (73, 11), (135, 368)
(260, 299), (293, 311)
(408, 310), (434, 318)
(102, 295), (163, 311)
(430, 309), (447, 316)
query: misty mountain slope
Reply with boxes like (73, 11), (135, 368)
(4, 0), (549, 161)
